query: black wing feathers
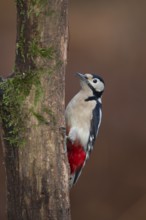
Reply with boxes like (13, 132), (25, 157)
(87, 101), (101, 157)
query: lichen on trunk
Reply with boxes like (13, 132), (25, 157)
(0, 0), (70, 219)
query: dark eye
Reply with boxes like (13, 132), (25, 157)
(93, 79), (97, 83)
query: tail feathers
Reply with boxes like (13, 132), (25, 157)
(69, 167), (82, 188)
(69, 161), (86, 188)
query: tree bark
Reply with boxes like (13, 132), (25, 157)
(0, 0), (70, 220)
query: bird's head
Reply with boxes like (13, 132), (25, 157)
(77, 73), (105, 98)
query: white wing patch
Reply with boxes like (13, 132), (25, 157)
(97, 108), (102, 134)
(90, 135), (94, 142)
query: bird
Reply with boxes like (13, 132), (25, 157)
(65, 73), (105, 187)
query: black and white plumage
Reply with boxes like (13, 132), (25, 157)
(65, 73), (105, 187)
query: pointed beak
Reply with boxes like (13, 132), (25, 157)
(76, 73), (87, 82)
(76, 72), (94, 91)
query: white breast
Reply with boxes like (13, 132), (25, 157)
(65, 91), (96, 149)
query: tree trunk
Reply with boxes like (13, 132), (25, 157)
(0, 0), (70, 220)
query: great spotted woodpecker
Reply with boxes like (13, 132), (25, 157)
(65, 73), (105, 187)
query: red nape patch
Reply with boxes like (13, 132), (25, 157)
(67, 140), (86, 174)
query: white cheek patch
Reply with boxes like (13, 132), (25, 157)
(97, 81), (104, 92)
(89, 79), (104, 92)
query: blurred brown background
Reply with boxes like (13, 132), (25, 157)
(1, 0), (146, 220)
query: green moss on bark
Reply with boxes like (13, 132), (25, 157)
(0, 71), (41, 146)
(0, 0), (61, 146)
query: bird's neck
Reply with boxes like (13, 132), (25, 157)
(81, 82), (103, 100)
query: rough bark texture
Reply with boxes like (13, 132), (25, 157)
(0, 0), (70, 220)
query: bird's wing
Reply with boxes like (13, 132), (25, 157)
(86, 101), (102, 159)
